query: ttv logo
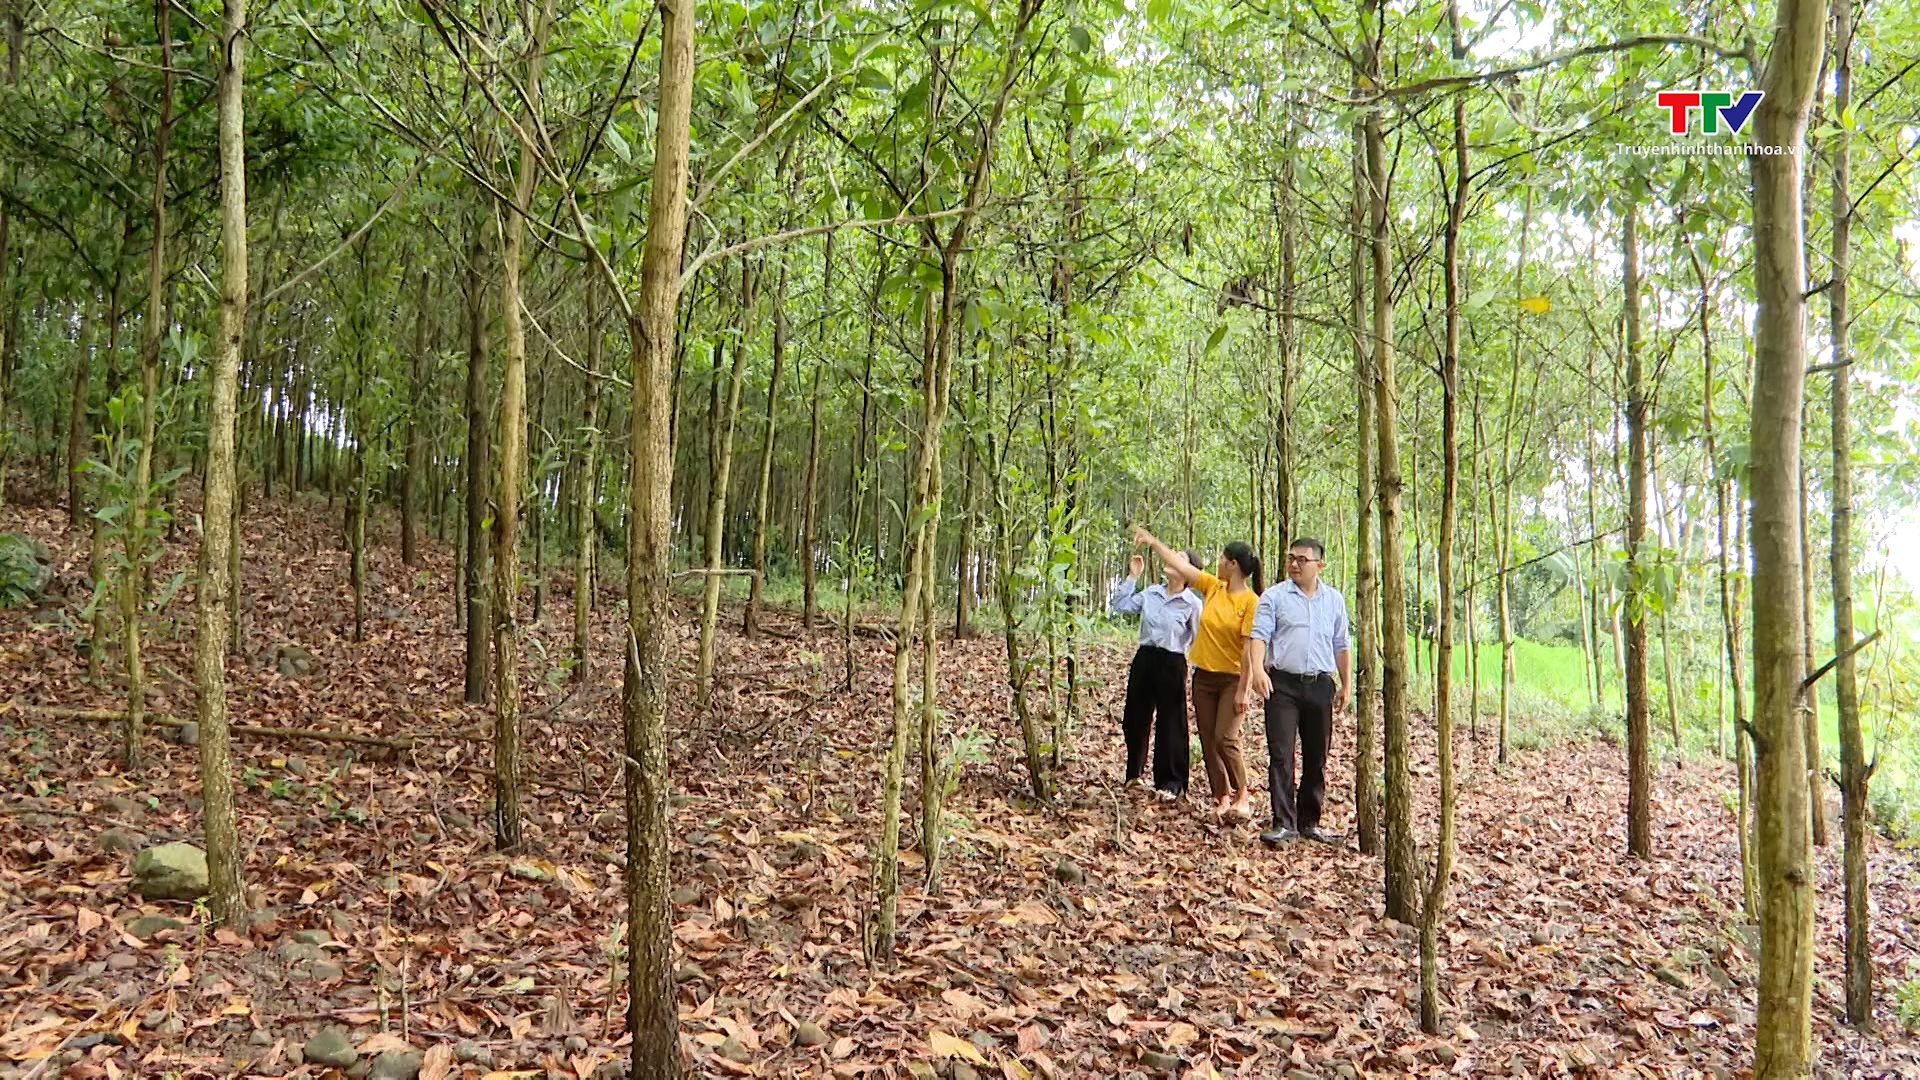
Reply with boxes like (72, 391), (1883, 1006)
(1657, 91), (1765, 135)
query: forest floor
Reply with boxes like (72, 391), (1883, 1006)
(4, 491), (1920, 1080)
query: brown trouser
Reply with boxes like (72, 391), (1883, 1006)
(1191, 667), (1248, 801)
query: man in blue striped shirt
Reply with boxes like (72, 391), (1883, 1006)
(1247, 537), (1352, 845)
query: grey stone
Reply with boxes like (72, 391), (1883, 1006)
(590, 1060), (627, 1080)
(291, 928), (332, 945)
(128, 914), (185, 938)
(274, 644), (317, 678)
(952, 1065), (980, 1080)
(1054, 858), (1085, 886)
(442, 810), (474, 830)
(564, 1036), (587, 1054)
(675, 962), (707, 983)
(302, 960), (345, 981)
(250, 1029), (275, 1047)
(346, 1060), (370, 1080)
(1653, 966), (1688, 989)
(131, 842), (209, 900)
(369, 1050), (424, 1080)
(717, 1036), (750, 1063)
(1430, 1043), (1458, 1066)
(454, 1040), (493, 1066)
(99, 829), (137, 854)
(277, 940), (321, 964)
(795, 1022), (829, 1047)
(1139, 1049), (1185, 1072)
(670, 887), (702, 905)
(107, 795), (145, 819)
(286, 756), (310, 779)
(304, 1028), (358, 1069)
(106, 952), (138, 971)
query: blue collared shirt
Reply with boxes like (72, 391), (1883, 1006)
(1251, 579), (1351, 676)
(1108, 578), (1206, 656)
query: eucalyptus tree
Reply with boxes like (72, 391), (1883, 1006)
(192, 0), (247, 928)
(859, 0), (1048, 962)
(1746, 0), (1825, 1068)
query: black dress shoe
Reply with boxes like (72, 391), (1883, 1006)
(1299, 826), (1342, 846)
(1260, 827), (1299, 846)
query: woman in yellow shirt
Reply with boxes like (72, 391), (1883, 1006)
(1133, 527), (1264, 823)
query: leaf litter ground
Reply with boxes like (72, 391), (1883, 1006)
(2, 495), (1918, 1078)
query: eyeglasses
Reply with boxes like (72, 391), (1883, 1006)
(1287, 554), (1320, 564)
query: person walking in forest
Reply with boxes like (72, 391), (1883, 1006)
(1248, 537), (1352, 845)
(1134, 527), (1263, 824)
(1108, 546), (1207, 799)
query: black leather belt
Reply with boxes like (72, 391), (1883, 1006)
(1270, 669), (1331, 683)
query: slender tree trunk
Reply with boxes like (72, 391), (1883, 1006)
(194, 0), (248, 928)
(1748, 1), (1825, 1069)
(1622, 203), (1652, 859)
(874, 4), (1039, 961)
(1798, 462), (1827, 847)
(124, 0), (173, 771)
(1827, 0), (1871, 1026)
(1496, 187), (1533, 766)
(696, 260), (755, 706)
(574, 268), (604, 684)
(464, 204), (492, 704)
(1420, 78), (1466, 1034)
(918, 423), (945, 893)
(745, 261), (787, 637)
(606, 0), (697, 1066)
(491, 0), (551, 853)
(1350, 115), (1380, 858)
(403, 268), (430, 567)
(801, 230), (831, 629)
(1365, 81), (1416, 923)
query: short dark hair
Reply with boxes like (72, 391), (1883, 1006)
(1289, 537), (1325, 560)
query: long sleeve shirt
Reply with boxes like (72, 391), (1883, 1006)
(1108, 578), (1206, 656)
(1251, 579), (1352, 676)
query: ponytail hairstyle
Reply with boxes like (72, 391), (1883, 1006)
(1221, 540), (1264, 593)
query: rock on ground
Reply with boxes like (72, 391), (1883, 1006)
(130, 842), (209, 901)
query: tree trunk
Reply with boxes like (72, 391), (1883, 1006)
(403, 268), (430, 567)
(1622, 203), (1652, 859)
(491, 0), (551, 853)
(801, 230), (831, 630)
(696, 260), (755, 707)
(574, 267), (604, 684)
(1748, 0), (1825, 1068)
(613, 0), (696, 1066)
(1364, 66), (1416, 922)
(124, 0), (173, 771)
(1496, 187), (1533, 767)
(194, 0), (248, 928)
(1350, 114), (1380, 858)
(1797, 462), (1826, 847)
(1827, 0), (1871, 1026)
(1420, 78), (1466, 1035)
(464, 202), (492, 705)
(874, 4), (1039, 961)
(918, 439), (945, 893)
(745, 261), (787, 637)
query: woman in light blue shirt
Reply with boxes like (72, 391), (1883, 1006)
(1108, 545), (1206, 798)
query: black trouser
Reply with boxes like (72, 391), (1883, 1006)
(1264, 670), (1334, 831)
(1121, 646), (1190, 794)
